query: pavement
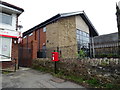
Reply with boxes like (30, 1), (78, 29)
(2, 67), (85, 88)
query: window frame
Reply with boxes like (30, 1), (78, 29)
(76, 29), (90, 49)
(43, 27), (46, 32)
(29, 33), (33, 36)
(0, 12), (12, 25)
(23, 36), (27, 39)
(0, 37), (12, 61)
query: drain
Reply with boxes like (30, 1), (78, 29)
(51, 78), (65, 83)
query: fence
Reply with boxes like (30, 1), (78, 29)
(39, 43), (90, 59)
(0, 54), (17, 72)
(94, 41), (119, 58)
(38, 41), (119, 59)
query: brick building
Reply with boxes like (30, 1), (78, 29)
(0, 1), (24, 70)
(22, 11), (98, 62)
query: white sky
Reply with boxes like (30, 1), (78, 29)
(3, 0), (120, 35)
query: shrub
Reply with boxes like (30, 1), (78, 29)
(78, 50), (86, 59)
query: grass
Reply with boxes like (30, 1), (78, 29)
(54, 71), (84, 83)
(2, 70), (13, 74)
(55, 72), (120, 89)
(33, 66), (120, 89)
(53, 71), (99, 88)
(32, 66), (54, 74)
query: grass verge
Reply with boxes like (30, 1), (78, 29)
(2, 70), (13, 74)
(32, 66), (120, 89)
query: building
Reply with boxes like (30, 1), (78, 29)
(22, 11), (98, 64)
(93, 3), (120, 58)
(0, 1), (24, 70)
(93, 32), (119, 58)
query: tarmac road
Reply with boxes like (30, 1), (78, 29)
(2, 67), (85, 89)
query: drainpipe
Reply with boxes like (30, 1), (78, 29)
(27, 35), (29, 66)
(38, 29), (40, 52)
(27, 35), (28, 48)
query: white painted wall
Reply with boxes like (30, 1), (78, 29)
(0, 13), (17, 31)
(75, 15), (89, 33)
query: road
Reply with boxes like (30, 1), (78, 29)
(2, 67), (85, 88)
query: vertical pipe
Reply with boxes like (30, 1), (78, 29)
(18, 42), (19, 69)
(14, 58), (16, 72)
(27, 36), (28, 67)
(38, 29), (40, 51)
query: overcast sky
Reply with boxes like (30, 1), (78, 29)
(3, 0), (120, 35)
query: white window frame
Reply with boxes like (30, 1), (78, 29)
(0, 37), (12, 61)
(0, 37), (2, 61)
(23, 36), (26, 39)
(43, 27), (46, 32)
(0, 12), (12, 25)
(29, 33), (33, 36)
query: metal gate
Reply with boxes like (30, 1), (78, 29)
(18, 46), (32, 67)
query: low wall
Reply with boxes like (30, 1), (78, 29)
(32, 58), (120, 86)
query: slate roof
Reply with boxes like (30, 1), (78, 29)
(94, 32), (118, 43)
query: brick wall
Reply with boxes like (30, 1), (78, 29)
(22, 28), (46, 59)
(31, 40), (37, 59)
(40, 28), (46, 50)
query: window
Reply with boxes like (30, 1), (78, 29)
(23, 36), (26, 39)
(43, 27), (46, 32)
(29, 33), (33, 36)
(76, 29), (90, 54)
(0, 37), (12, 61)
(76, 29), (89, 44)
(0, 12), (12, 25)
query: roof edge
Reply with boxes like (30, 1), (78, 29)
(23, 11), (99, 37)
(23, 14), (61, 36)
(0, 1), (24, 12)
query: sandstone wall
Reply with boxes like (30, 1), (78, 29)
(46, 16), (77, 58)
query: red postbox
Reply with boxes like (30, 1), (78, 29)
(52, 52), (59, 61)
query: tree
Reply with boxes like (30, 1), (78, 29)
(116, 3), (120, 57)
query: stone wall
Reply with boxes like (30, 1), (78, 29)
(46, 16), (77, 58)
(32, 58), (120, 86)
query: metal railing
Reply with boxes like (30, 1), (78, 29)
(0, 54), (17, 72)
(93, 41), (119, 58)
